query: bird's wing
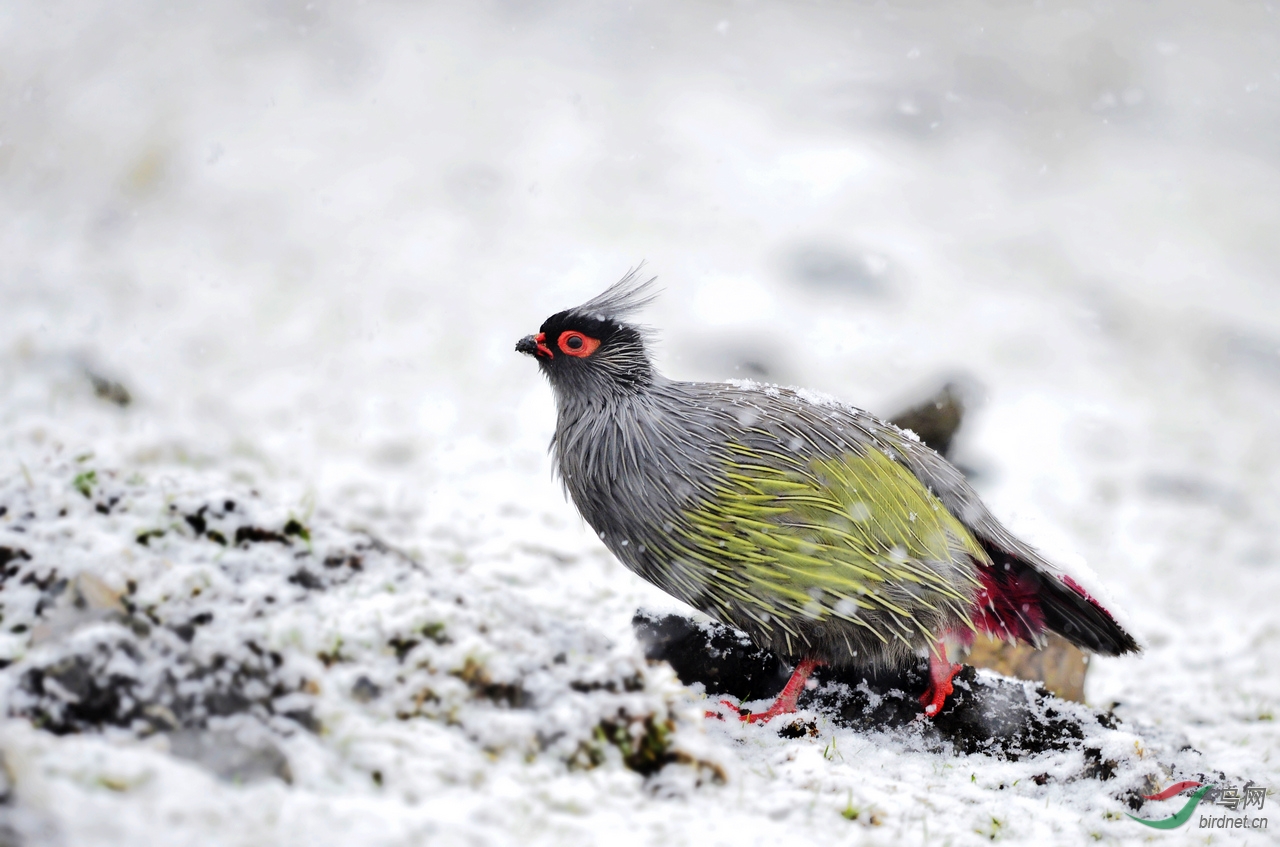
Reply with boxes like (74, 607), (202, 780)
(665, 428), (987, 649)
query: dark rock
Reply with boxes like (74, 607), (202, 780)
(184, 508), (208, 536)
(351, 676), (381, 702)
(287, 570), (323, 591)
(1083, 746), (1118, 780)
(632, 611), (791, 702)
(234, 526), (289, 546)
(323, 553), (363, 571)
(887, 381), (967, 458)
(283, 709), (320, 733)
(0, 548), (30, 583)
(634, 610), (1100, 760)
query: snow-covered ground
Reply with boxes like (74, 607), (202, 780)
(2, 1), (1278, 844)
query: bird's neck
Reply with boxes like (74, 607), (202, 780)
(551, 368), (661, 422)
(550, 376), (668, 488)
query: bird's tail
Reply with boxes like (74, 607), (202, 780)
(972, 539), (1140, 656)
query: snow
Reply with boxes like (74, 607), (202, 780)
(2, 1), (1279, 844)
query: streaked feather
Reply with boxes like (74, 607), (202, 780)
(677, 446), (986, 647)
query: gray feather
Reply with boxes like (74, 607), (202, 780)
(568, 266), (660, 324)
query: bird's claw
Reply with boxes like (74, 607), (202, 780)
(918, 661), (961, 719)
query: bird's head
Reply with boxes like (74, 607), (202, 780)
(516, 268), (658, 400)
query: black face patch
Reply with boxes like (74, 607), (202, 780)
(539, 310), (618, 345)
(527, 308), (652, 391)
(535, 311), (632, 366)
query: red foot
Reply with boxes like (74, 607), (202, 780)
(919, 665), (960, 716)
(732, 658), (820, 724)
(920, 643), (960, 718)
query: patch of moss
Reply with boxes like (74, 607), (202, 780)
(73, 470), (97, 499)
(571, 712), (680, 777)
(421, 621), (448, 645)
(283, 519), (310, 543)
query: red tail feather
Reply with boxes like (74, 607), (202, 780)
(972, 564), (1045, 643)
(972, 540), (1139, 656)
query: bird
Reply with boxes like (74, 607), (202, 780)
(516, 270), (1140, 722)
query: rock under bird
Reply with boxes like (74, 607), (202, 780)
(516, 271), (1139, 722)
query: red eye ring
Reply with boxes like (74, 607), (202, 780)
(558, 331), (600, 358)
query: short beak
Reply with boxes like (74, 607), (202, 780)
(516, 332), (553, 359)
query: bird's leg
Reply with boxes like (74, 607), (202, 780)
(919, 641), (961, 718)
(728, 658), (821, 724)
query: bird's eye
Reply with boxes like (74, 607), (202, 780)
(558, 331), (600, 358)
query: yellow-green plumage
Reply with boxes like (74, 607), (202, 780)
(669, 445), (988, 659)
